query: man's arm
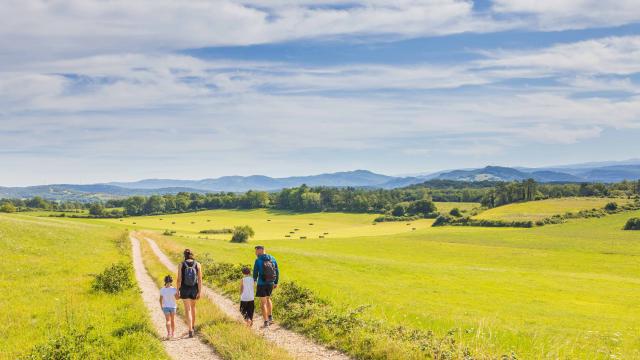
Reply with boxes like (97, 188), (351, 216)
(253, 259), (259, 282)
(274, 258), (280, 286)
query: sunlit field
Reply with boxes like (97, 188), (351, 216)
(473, 197), (631, 221)
(130, 210), (640, 359)
(0, 214), (167, 359)
(18, 201), (640, 358)
(98, 208), (436, 240)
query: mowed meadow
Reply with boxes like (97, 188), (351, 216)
(86, 201), (640, 359)
(474, 197), (632, 221)
(0, 214), (167, 359)
(103, 209), (437, 240)
(8, 196), (640, 359)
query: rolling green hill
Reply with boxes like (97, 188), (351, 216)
(116, 209), (640, 358)
(0, 214), (167, 359)
(474, 197), (631, 221)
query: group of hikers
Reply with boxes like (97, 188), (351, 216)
(159, 245), (279, 339)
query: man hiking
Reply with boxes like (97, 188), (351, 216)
(253, 245), (279, 328)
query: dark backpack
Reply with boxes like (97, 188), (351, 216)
(262, 257), (276, 283)
(182, 261), (198, 287)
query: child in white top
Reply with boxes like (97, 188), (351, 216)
(159, 275), (179, 339)
(239, 267), (255, 326)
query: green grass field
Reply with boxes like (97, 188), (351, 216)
(0, 214), (167, 359)
(15, 199), (640, 358)
(107, 208), (640, 359)
(99, 208), (436, 240)
(474, 197), (630, 221)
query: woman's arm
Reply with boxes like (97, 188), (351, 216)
(196, 263), (203, 299)
(176, 263), (182, 288)
(176, 264), (182, 298)
(159, 295), (163, 309)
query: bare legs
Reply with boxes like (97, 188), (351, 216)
(260, 296), (272, 322)
(164, 312), (175, 338)
(183, 299), (197, 332)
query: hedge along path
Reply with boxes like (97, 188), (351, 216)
(130, 235), (221, 360)
(138, 232), (350, 360)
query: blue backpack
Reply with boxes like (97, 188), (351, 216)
(182, 261), (198, 286)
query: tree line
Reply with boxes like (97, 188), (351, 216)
(1, 179), (639, 217)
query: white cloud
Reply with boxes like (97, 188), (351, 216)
(492, 0), (640, 30)
(2, 34), (640, 156)
(0, 0), (493, 66)
(2, 2), (640, 184)
(481, 36), (640, 75)
(3, 0), (640, 68)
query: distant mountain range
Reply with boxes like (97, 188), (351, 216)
(2, 160), (639, 201)
(106, 170), (396, 191)
(439, 164), (640, 183)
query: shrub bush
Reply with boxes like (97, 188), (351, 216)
(230, 225), (255, 243)
(423, 211), (439, 219)
(391, 203), (407, 217)
(407, 199), (437, 216)
(624, 218), (640, 230)
(92, 262), (133, 294)
(200, 228), (233, 234)
(0, 203), (17, 213)
(202, 261), (249, 283)
(163, 229), (176, 236)
(374, 215), (421, 222)
(21, 326), (98, 360)
(604, 202), (618, 212)
(432, 215), (453, 227)
(432, 216), (533, 228)
(449, 207), (462, 217)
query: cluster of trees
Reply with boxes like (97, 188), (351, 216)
(107, 191), (270, 217)
(0, 197), (85, 213)
(480, 179), (640, 208)
(2, 179), (639, 217)
(274, 185), (431, 213)
(407, 180), (497, 202)
(481, 179), (537, 208)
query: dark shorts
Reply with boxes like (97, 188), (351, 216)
(240, 300), (255, 320)
(256, 284), (274, 297)
(179, 286), (199, 300)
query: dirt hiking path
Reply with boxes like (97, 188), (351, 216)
(130, 235), (221, 360)
(139, 233), (350, 360)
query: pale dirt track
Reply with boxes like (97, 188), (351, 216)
(136, 232), (350, 360)
(130, 235), (221, 360)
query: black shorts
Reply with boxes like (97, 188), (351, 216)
(179, 286), (199, 300)
(240, 300), (255, 320)
(256, 284), (274, 297)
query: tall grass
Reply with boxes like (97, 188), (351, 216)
(0, 214), (168, 359)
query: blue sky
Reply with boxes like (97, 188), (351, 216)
(1, 0), (640, 186)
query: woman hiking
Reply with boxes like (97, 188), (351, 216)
(176, 248), (203, 338)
